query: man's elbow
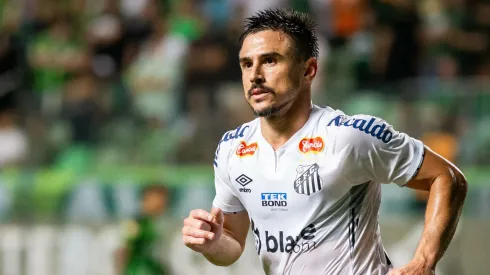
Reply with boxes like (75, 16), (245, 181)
(210, 258), (239, 267)
(450, 167), (468, 202)
(204, 249), (244, 267)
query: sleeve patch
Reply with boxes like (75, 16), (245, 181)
(214, 124), (251, 165)
(327, 115), (394, 144)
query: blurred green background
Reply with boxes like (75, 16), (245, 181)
(0, 0), (489, 274)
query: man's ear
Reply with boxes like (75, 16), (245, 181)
(303, 57), (318, 82)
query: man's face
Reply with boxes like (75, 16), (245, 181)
(239, 30), (304, 117)
(142, 192), (167, 216)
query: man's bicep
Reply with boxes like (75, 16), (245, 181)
(405, 146), (464, 191)
(223, 211), (250, 248)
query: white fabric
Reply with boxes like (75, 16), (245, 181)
(212, 105), (424, 275)
(127, 34), (188, 121)
(0, 128), (27, 168)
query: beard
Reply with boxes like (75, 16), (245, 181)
(250, 95), (295, 118)
(247, 84), (297, 118)
(247, 84), (278, 117)
(253, 105), (282, 117)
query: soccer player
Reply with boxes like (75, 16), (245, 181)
(182, 9), (467, 275)
(116, 184), (170, 275)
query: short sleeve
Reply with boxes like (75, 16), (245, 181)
(212, 136), (246, 213)
(332, 114), (425, 187)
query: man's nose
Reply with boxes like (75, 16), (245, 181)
(250, 64), (265, 84)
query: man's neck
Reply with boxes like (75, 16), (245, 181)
(260, 96), (312, 150)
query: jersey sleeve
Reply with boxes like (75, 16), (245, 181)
(212, 134), (246, 213)
(333, 114), (425, 187)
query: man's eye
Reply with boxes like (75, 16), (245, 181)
(244, 62), (252, 68)
(265, 57), (275, 64)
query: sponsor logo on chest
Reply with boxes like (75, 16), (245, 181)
(261, 193), (287, 206)
(261, 192), (288, 212)
(299, 137), (324, 153)
(251, 219), (317, 255)
(236, 141), (258, 157)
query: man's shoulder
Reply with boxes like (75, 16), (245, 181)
(219, 119), (259, 148)
(323, 111), (396, 147)
(213, 119), (259, 167)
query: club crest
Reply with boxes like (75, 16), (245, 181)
(294, 164), (323, 196)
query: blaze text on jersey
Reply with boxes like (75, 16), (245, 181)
(251, 220), (317, 255)
(327, 115), (394, 143)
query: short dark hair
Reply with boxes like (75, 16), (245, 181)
(239, 8), (319, 61)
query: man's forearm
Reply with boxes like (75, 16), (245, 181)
(414, 169), (467, 267)
(203, 230), (244, 266)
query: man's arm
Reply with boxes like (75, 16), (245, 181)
(395, 146), (467, 272)
(183, 208), (250, 267)
(330, 114), (467, 273)
(184, 130), (251, 266)
(203, 210), (250, 266)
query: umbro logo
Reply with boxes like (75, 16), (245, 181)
(236, 174), (252, 193)
(236, 174), (252, 186)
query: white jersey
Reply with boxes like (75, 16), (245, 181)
(212, 105), (425, 275)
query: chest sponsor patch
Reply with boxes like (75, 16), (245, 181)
(251, 219), (317, 255)
(261, 193), (288, 211)
(236, 141), (258, 157)
(299, 137), (324, 153)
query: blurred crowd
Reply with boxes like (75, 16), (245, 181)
(0, 2), (488, 273)
(1, 0), (490, 170)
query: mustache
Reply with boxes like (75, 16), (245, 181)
(247, 84), (275, 98)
